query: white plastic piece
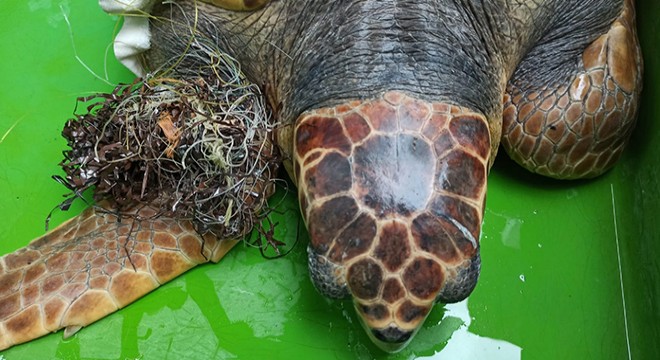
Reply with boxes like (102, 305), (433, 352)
(99, 0), (157, 14)
(99, 0), (157, 76)
(113, 16), (151, 76)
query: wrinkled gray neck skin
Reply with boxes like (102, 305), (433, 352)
(146, 0), (620, 131)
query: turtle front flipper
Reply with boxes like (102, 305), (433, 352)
(292, 91), (491, 352)
(0, 202), (237, 351)
(502, 0), (642, 179)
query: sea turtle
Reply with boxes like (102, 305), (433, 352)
(0, 0), (642, 353)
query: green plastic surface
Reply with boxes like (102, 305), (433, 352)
(0, 1), (658, 359)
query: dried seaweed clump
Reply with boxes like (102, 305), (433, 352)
(59, 52), (279, 239)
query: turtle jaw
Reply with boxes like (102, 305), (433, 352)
(352, 297), (430, 353)
(356, 311), (416, 353)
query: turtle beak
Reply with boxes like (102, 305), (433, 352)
(352, 299), (426, 353)
(351, 294), (433, 353)
(371, 327), (413, 345)
(368, 328), (414, 353)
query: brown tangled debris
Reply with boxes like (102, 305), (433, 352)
(55, 50), (282, 247)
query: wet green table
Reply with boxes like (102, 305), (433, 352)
(0, 2), (658, 359)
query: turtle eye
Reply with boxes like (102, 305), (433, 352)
(200, 0), (271, 11)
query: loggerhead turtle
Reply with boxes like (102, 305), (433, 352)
(0, 0), (642, 353)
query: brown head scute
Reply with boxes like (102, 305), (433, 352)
(449, 115), (491, 159)
(382, 278), (405, 304)
(397, 301), (431, 324)
(411, 213), (460, 262)
(402, 258), (444, 300)
(327, 214), (377, 263)
(295, 91), (490, 351)
(295, 116), (352, 158)
(347, 259), (383, 300)
(307, 196), (359, 254)
(430, 195), (481, 249)
(373, 222), (411, 272)
(305, 152), (352, 199)
(436, 149), (486, 199)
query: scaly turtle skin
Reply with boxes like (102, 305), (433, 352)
(0, 203), (238, 350)
(0, 0), (642, 352)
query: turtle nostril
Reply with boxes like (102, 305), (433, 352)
(371, 327), (413, 344)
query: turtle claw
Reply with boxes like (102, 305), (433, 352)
(63, 325), (82, 339)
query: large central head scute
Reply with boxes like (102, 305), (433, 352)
(353, 133), (435, 217)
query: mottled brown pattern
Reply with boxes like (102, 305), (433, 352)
(305, 152), (353, 199)
(43, 299), (66, 331)
(63, 291), (117, 328)
(502, 0), (642, 179)
(411, 213), (460, 262)
(4, 251), (40, 271)
(295, 116), (352, 158)
(179, 234), (207, 263)
(343, 112), (371, 142)
(0, 203), (236, 350)
(396, 301), (430, 324)
(110, 271), (157, 307)
(3, 0), (644, 351)
(0, 294), (20, 320)
(402, 258), (444, 300)
(295, 91), (489, 340)
(42, 276), (64, 294)
(359, 100), (398, 132)
(151, 250), (193, 283)
(327, 213), (377, 262)
(89, 276), (109, 290)
(435, 150), (486, 199)
(23, 264), (46, 284)
(449, 115), (491, 159)
(382, 278), (405, 304)
(153, 232), (176, 249)
(307, 196), (359, 254)
(5, 306), (42, 344)
(347, 259), (383, 300)
(430, 196), (481, 247)
(358, 303), (389, 321)
(21, 285), (39, 306)
(433, 131), (456, 157)
(374, 222), (411, 272)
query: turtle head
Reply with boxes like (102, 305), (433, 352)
(142, 0), (497, 351)
(294, 93), (489, 352)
